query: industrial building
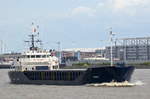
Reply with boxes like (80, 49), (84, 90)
(62, 37), (150, 63)
(62, 48), (105, 60)
(106, 37), (150, 62)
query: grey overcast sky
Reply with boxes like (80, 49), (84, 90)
(0, 0), (150, 52)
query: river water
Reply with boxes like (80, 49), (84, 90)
(0, 69), (149, 99)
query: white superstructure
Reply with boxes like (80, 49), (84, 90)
(14, 49), (59, 71)
(13, 23), (59, 71)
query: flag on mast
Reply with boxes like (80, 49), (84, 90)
(32, 28), (36, 33)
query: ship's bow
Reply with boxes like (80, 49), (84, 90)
(86, 66), (135, 83)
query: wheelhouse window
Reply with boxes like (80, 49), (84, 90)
(36, 55), (41, 58)
(27, 55), (30, 58)
(42, 55), (47, 58)
(23, 55), (30, 58)
(31, 55), (36, 58)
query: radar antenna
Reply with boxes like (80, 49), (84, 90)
(25, 23), (42, 50)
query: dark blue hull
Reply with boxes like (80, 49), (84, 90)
(8, 66), (135, 85)
(86, 66), (134, 83)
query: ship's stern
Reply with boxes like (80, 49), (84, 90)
(8, 71), (30, 84)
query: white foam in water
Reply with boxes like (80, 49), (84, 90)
(134, 81), (145, 86)
(87, 81), (144, 87)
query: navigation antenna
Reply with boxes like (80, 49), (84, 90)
(25, 23), (42, 50)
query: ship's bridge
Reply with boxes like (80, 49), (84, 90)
(14, 49), (59, 71)
(23, 49), (51, 55)
(13, 23), (59, 71)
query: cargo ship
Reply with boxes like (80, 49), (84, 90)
(8, 24), (135, 85)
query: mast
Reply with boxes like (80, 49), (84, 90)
(31, 34), (35, 48)
(109, 28), (115, 67)
(25, 23), (41, 50)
